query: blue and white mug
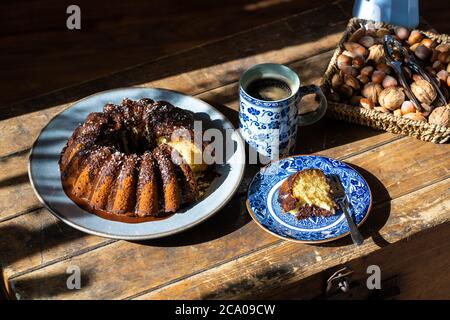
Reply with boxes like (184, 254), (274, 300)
(239, 63), (327, 160)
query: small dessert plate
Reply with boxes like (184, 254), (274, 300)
(246, 155), (372, 243)
(29, 87), (245, 240)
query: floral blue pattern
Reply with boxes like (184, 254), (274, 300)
(239, 88), (299, 158)
(247, 155), (372, 242)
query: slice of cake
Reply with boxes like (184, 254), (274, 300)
(278, 169), (337, 219)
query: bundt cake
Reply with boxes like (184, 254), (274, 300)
(59, 98), (211, 222)
(278, 169), (337, 220)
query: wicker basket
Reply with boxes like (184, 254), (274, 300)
(320, 18), (450, 144)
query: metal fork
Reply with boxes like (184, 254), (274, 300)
(329, 175), (364, 245)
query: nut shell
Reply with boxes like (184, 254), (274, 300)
(411, 79), (437, 105)
(362, 83), (383, 104)
(382, 75), (398, 88)
(402, 112), (427, 122)
(343, 42), (368, 57)
(415, 45), (431, 60)
(408, 30), (423, 45)
(337, 54), (352, 69)
(400, 101), (417, 115)
(359, 98), (374, 109)
(428, 106), (450, 127)
(331, 74), (343, 90)
(378, 87), (405, 111)
(367, 44), (385, 64)
(394, 27), (410, 40)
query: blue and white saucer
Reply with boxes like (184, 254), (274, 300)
(246, 155), (372, 243)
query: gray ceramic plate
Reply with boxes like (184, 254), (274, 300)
(29, 88), (246, 240)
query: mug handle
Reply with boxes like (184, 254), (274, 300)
(297, 85), (328, 126)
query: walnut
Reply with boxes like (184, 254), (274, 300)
(411, 80), (437, 105)
(362, 83), (383, 104)
(378, 87), (405, 111)
(428, 106), (450, 127)
(367, 44), (385, 64)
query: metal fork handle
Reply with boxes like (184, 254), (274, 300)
(341, 198), (364, 245)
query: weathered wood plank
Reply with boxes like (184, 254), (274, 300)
(6, 136), (449, 299)
(0, 50), (400, 222)
(0, 3), (350, 158)
(0, 209), (114, 278)
(133, 178), (450, 299)
(0, 0), (341, 105)
(264, 220), (450, 299)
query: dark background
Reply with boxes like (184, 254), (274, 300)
(1, 0), (449, 105)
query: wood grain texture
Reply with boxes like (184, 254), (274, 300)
(1, 0), (448, 106)
(1, 0), (450, 300)
(5, 135), (449, 299)
(0, 3), (350, 160)
(133, 179), (450, 299)
(267, 220), (450, 300)
(0, 0), (340, 105)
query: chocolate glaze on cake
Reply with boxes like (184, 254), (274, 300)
(59, 98), (212, 223)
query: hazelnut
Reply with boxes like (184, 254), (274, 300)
(448, 75), (450, 87)
(327, 91), (341, 103)
(344, 74), (360, 90)
(408, 30), (423, 45)
(379, 87), (405, 110)
(331, 73), (343, 90)
(409, 43), (420, 52)
(360, 66), (374, 77)
(376, 63), (392, 74)
(420, 38), (435, 49)
(412, 74), (423, 82)
(350, 95), (363, 106)
(360, 98), (374, 109)
(431, 49), (440, 63)
(447, 63), (450, 73)
(372, 70), (386, 84)
(393, 109), (403, 117)
(428, 106), (450, 127)
(432, 60), (444, 72)
(337, 54), (352, 69)
(343, 42), (368, 57)
(367, 44), (385, 64)
(349, 27), (366, 43)
(374, 106), (390, 113)
(403, 112), (427, 122)
(340, 65), (359, 77)
(426, 66), (437, 76)
(357, 74), (370, 85)
(435, 43), (450, 53)
(411, 79), (437, 105)
(382, 75), (398, 88)
(437, 70), (449, 83)
(358, 36), (375, 48)
(414, 45), (431, 60)
(401, 101), (417, 115)
(438, 52), (450, 64)
(339, 84), (354, 98)
(394, 27), (410, 40)
(342, 50), (356, 58)
(362, 82), (383, 103)
(352, 55), (365, 69)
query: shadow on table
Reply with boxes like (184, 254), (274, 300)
(316, 163), (392, 248)
(0, 2), (350, 121)
(11, 270), (91, 300)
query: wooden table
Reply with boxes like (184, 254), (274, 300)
(1, 2), (449, 300)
